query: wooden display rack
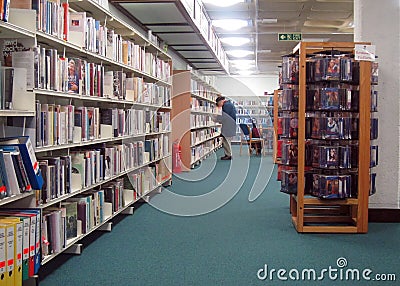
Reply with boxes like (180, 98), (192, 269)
(284, 42), (372, 233)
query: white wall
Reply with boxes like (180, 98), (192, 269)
(354, 0), (400, 209)
(215, 75), (279, 98)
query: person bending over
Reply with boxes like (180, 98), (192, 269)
(215, 96), (237, 160)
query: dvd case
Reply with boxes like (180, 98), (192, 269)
(371, 62), (379, 85)
(370, 145), (378, 167)
(370, 118), (378, 140)
(281, 141), (298, 166)
(371, 90), (378, 112)
(281, 170), (298, 194)
(321, 88), (340, 110)
(312, 174), (351, 199)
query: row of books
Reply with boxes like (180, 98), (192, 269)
(281, 55), (379, 84)
(35, 103), (152, 147)
(191, 98), (217, 114)
(37, 137), (169, 205)
(191, 79), (218, 101)
(278, 115), (379, 141)
(32, 2), (171, 81)
(234, 100), (261, 106)
(190, 114), (217, 129)
(42, 159), (172, 257)
(40, 143), (145, 199)
(0, 137), (43, 200)
(280, 88), (361, 112)
(144, 111), (171, 134)
(0, 209), (41, 285)
(236, 108), (269, 115)
(0, 66), (29, 110)
(279, 140), (378, 169)
(144, 135), (170, 163)
(191, 137), (222, 164)
(280, 170), (377, 198)
(191, 127), (221, 146)
(34, 45), (171, 101)
(42, 179), (134, 256)
(1, 39), (172, 104)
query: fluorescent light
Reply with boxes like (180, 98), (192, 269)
(231, 60), (255, 70)
(260, 18), (277, 24)
(231, 60), (255, 66)
(202, 0), (245, 7)
(220, 37), (251, 46)
(212, 19), (249, 31)
(226, 50), (254, 58)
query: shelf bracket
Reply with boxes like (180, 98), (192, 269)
(64, 243), (83, 255)
(97, 222), (112, 232)
(121, 207), (134, 215)
(142, 195), (150, 203)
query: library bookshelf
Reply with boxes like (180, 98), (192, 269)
(0, 0), (173, 283)
(172, 70), (222, 170)
(276, 42), (376, 233)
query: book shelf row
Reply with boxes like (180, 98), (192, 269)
(66, 0), (169, 57)
(34, 103), (171, 149)
(3, 39), (171, 99)
(0, 136), (170, 208)
(191, 127), (221, 147)
(40, 175), (170, 265)
(40, 163), (171, 263)
(31, 1), (171, 81)
(36, 154), (171, 211)
(191, 97), (218, 115)
(35, 30), (171, 85)
(191, 139), (223, 166)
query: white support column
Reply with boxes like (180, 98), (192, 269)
(354, 0), (400, 209)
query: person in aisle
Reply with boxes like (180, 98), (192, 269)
(215, 96), (237, 160)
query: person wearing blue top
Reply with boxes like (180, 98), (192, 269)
(216, 96), (237, 160)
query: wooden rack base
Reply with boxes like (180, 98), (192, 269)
(290, 195), (364, 233)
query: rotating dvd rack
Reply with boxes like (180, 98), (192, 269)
(274, 42), (378, 233)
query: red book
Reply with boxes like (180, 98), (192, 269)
(62, 2), (69, 41)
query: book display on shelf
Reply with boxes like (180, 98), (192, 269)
(0, 1), (173, 281)
(172, 70), (222, 170)
(274, 42), (378, 233)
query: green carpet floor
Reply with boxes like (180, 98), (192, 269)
(40, 147), (400, 286)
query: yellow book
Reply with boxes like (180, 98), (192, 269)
(0, 219), (23, 286)
(0, 222), (15, 286)
(0, 224), (6, 286)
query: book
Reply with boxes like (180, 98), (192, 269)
(69, 12), (86, 48)
(60, 201), (77, 239)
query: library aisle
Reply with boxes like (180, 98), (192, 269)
(40, 147), (400, 286)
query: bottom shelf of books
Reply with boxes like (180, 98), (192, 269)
(191, 139), (223, 167)
(40, 171), (172, 265)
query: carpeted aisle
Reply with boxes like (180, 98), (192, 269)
(40, 147), (400, 286)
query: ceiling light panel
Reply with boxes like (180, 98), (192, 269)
(226, 50), (254, 58)
(212, 19), (250, 31)
(220, 37), (251, 46)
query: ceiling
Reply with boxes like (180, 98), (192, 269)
(110, 0), (354, 76)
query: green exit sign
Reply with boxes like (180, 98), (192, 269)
(278, 33), (302, 41)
